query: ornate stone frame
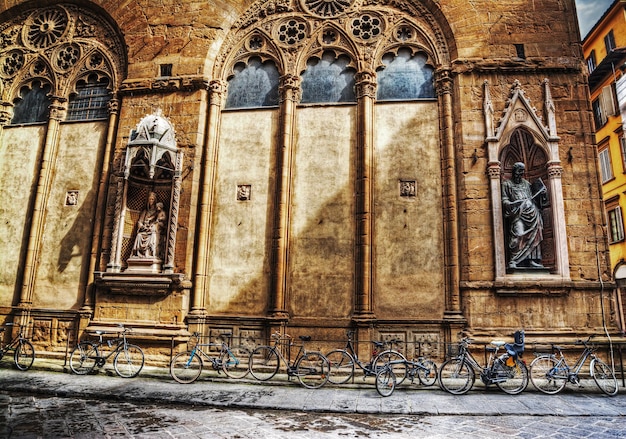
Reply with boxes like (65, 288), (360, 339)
(485, 79), (570, 282)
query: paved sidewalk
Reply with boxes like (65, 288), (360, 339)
(1, 359), (625, 416)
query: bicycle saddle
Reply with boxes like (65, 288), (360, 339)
(491, 341), (506, 347)
(299, 335), (311, 342)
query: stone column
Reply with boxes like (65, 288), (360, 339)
(85, 97), (119, 311)
(164, 151), (183, 274)
(19, 97), (67, 319)
(191, 80), (226, 318)
(353, 71), (376, 320)
(547, 162), (570, 278)
(436, 70), (463, 319)
(269, 74), (300, 320)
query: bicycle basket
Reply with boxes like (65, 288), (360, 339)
(447, 343), (460, 357)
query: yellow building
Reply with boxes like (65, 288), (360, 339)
(583, 0), (626, 330)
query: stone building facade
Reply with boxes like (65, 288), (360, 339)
(0, 0), (619, 362)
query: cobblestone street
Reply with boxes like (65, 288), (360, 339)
(2, 392), (626, 438)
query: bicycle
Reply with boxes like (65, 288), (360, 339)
(69, 325), (144, 378)
(170, 331), (251, 383)
(529, 335), (618, 396)
(375, 356), (438, 397)
(438, 331), (528, 395)
(325, 330), (408, 385)
(0, 322), (35, 371)
(248, 332), (330, 389)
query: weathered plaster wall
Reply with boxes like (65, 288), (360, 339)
(33, 122), (107, 309)
(289, 105), (355, 320)
(0, 125), (43, 306)
(207, 108), (277, 315)
(374, 101), (444, 320)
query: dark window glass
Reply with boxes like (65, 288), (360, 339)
(67, 76), (111, 121)
(376, 49), (434, 101)
(587, 50), (596, 73)
(605, 30), (616, 53)
(225, 57), (279, 109)
(11, 81), (51, 124)
(301, 52), (356, 104)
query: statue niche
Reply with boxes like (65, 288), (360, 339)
(106, 110), (182, 274)
(500, 129), (552, 273)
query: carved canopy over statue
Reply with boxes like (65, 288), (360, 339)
(106, 110), (182, 274)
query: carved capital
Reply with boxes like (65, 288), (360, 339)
(279, 74), (301, 103)
(355, 70), (377, 99)
(107, 97), (119, 115)
(547, 162), (563, 178)
(0, 101), (14, 126)
(487, 161), (501, 179)
(435, 68), (453, 96)
(208, 80), (228, 106)
(49, 96), (67, 121)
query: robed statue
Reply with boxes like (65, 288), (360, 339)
(501, 162), (548, 269)
(131, 192), (166, 259)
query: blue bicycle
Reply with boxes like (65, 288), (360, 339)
(170, 332), (250, 383)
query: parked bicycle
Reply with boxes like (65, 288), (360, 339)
(69, 325), (144, 378)
(325, 330), (408, 385)
(170, 331), (250, 383)
(529, 335), (618, 396)
(248, 332), (330, 389)
(0, 322), (35, 371)
(438, 331), (528, 395)
(375, 356), (438, 397)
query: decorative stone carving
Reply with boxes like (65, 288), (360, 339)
(0, 4), (124, 106)
(107, 110), (183, 275)
(301, 0), (354, 17)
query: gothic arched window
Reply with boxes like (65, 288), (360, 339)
(67, 75), (111, 121)
(376, 48), (434, 101)
(225, 57), (280, 109)
(301, 51), (356, 103)
(11, 81), (51, 124)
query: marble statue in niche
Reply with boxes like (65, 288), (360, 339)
(131, 191), (166, 259)
(501, 162), (547, 270)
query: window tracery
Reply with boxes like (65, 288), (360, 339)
(215, 0), (448, 88)
(0, 4), (125, 123)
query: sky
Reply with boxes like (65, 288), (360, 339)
(576, 0), (614, 38)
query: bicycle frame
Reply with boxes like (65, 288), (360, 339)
(340, 331), (399, 375)
(546, 341), (597, 382)
(269, 334), (309, 375)
(92, 330), (132, 364)
(184, 333), (236, 370)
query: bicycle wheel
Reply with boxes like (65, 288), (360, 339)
(529, 355), (566, 394)
(249, 346), (279, 381)
(375, 366), (396, 397)
(325, 350), (355, 384)
(295, 351), (330, 389)
(494, 357), (529, 395)
(14, 340), (35, 371)
(591, 358), (618, 396)
(373, 350), (408, 386)
(416, 358), (438, 386)
(113, 344), (144, 378)
(438, 358), (474, 395)
(221, 346), (250, 379)
(170, 351), (203, 383)
(69, 342), (99, 375)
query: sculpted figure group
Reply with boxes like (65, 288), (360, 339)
(131, 192), (166, 259)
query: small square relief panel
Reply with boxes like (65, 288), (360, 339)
(399, 180), (416, 198)
(237, 185), (251, 201)
(65, 190), (79, 206)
